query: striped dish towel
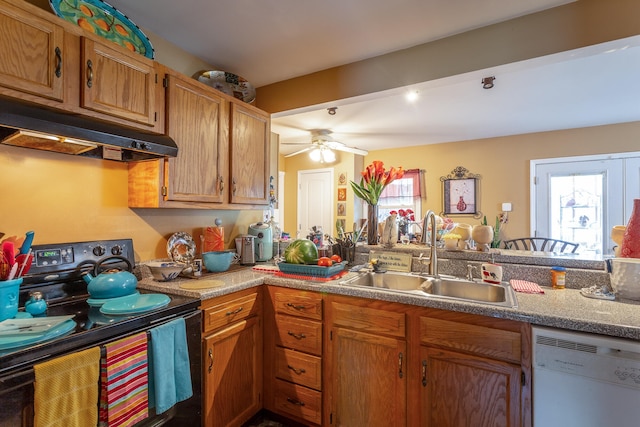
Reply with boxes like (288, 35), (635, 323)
(99, 332), (149, 427)
(510, 279), (545, 294)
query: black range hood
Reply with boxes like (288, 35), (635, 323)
(0, 97), (177, 161)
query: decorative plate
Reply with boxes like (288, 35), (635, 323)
(49, 0), (154, 59)
(100, 293), (170, 315)
(167, 232), (196, 264)
(197, 71), (256, 104)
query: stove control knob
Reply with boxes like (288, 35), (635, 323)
(111, 245), (123, 256)
(93, 245), (106, 257)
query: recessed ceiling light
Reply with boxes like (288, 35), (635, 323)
(405, 90), (419, 102)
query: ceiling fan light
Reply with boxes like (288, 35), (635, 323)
(321, 148), (336, 163)
(309, 148), (322, 162)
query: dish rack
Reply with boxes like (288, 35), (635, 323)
(277, 261), (347, 278)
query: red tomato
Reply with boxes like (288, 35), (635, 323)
(317, 257), (333, 267)
(330, 254), (342, 263)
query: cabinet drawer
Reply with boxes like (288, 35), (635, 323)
(420, 317), (522, 363)
(203, 292), (260, 333)
(275, 314), (322, 356)
(274, 378), (322, 425)
(273, 288), (322, 320)
(275, 347), (322, 391)
(331, 301), (405, 338)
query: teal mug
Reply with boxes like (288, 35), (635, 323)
(0, 278), (23, 321)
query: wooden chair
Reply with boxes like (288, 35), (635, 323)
(503, 237), (579, 253)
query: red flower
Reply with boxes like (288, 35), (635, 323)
(350, 161), (405, 205)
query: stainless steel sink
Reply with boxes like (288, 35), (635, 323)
(340, 271), (518, 308)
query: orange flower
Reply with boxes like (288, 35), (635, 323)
(351, 161), (405, 205)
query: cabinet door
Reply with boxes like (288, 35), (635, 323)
(229, 102), (270, 204)
(165, 74), (227, 203)
(420, 346), (521, 427)
(81, 37), (156, 126)
(329, 327), (406, 427)
(204, 316), (262, 427)
(0, 0), (64, 102)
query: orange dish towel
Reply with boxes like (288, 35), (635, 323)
(34, 346), (101, 427)
(99, 332), (149, 427)
(510, 279), (545, 294)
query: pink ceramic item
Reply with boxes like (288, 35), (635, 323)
(621, 199), (640, 258)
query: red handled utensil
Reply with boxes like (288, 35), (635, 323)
(1, 241), (15, 268)
(15, 251), (33, 278)
(0, 253), (9, 280)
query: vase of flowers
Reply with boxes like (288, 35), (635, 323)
(351, 161), (405, 245)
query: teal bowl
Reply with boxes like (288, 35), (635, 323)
(0, 278), (23, 321)
(202, 250), (238, 272)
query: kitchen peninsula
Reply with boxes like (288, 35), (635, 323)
(137, 247), (640, 427)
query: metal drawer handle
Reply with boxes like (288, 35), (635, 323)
(208, 348), (213, 373)
(286, 397), (305, 407)
(286, 302), (307, 310)
(54, 47), (62, 78)
(422, 360), (427, 386)
(86, 59), (93, 88)
(232, 178), (237, 196)
(287, 364), (306, 375)
(226, 306), (243, 316)
(287, 331), (306, 340)
(398, 352), (404, 379)
(219, 176), (224, 193)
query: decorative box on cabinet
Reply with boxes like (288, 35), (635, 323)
(201, 288), (262, 427)
(264, 286), (323, 426)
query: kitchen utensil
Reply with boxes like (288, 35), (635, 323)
(202, 250), (239, 272)
(0, 253), (9, 281)
(248, 222), (273, 262)
(82, 256), (138, 299)
(0, 278), (22, 321)
(236, 235), (256, 265)
(19, 231), (34, 255)
(1, 242), (15, 269)
(15, 251), (33, 278)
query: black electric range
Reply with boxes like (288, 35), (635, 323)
(0, 238), (201, 373)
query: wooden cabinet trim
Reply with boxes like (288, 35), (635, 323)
(331, 299), (406, 338)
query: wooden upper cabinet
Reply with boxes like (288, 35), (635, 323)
(165, 74), (227, 203)
(229, 101), (270, 205)
(81, 37), (157, 126)
(0, 0), (65, 102)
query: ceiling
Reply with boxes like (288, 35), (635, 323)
(105, 0), (640, 154)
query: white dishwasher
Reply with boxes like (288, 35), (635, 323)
(532, 326), (640, 427)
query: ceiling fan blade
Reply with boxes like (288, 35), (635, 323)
(329, 144), (368, 156)
(284, 146), (314, 157)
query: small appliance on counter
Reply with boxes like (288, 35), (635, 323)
(248, 222), (273, 262)
(236, 235), (257, 265)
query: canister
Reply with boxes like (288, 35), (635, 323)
(551, 266), (566, 289)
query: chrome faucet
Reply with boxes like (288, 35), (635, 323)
(419, 210), (438, 277)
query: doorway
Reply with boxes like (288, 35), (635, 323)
(532, 152), (640, 255)
(297, 168), (334, 239)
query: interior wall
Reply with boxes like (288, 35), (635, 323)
(357, 121), (640, 242)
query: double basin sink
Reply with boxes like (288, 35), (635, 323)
(340, 270), (518, 309)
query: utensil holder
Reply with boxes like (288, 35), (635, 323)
(0, 278), (23, 321)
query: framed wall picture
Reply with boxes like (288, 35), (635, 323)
(337, 202), (346, 217)
(338, 172), (347, 186)
(337, 187), (347, 201)
(441, 166), (482, 218)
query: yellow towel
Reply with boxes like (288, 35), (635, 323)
(34, 346), (101, 427)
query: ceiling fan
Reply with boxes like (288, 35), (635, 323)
(282, 129), (368, 159)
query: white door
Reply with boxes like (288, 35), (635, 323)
(297, 168), (334, 240)
(533, 153), (640, 255)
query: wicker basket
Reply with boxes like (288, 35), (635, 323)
(277, 261), (347, 278)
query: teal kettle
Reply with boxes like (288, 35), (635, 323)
(82, 256), (138, 299)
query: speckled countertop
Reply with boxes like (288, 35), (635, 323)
(137, 263), (640, 341)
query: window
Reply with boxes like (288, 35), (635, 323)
(377, 169), (422, 234)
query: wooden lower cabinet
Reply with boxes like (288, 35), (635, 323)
(419, 346), (522, 427)
(264, 286), (323, 426)
(326, 295), (407, 427)
(202, 288), (262, 427)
